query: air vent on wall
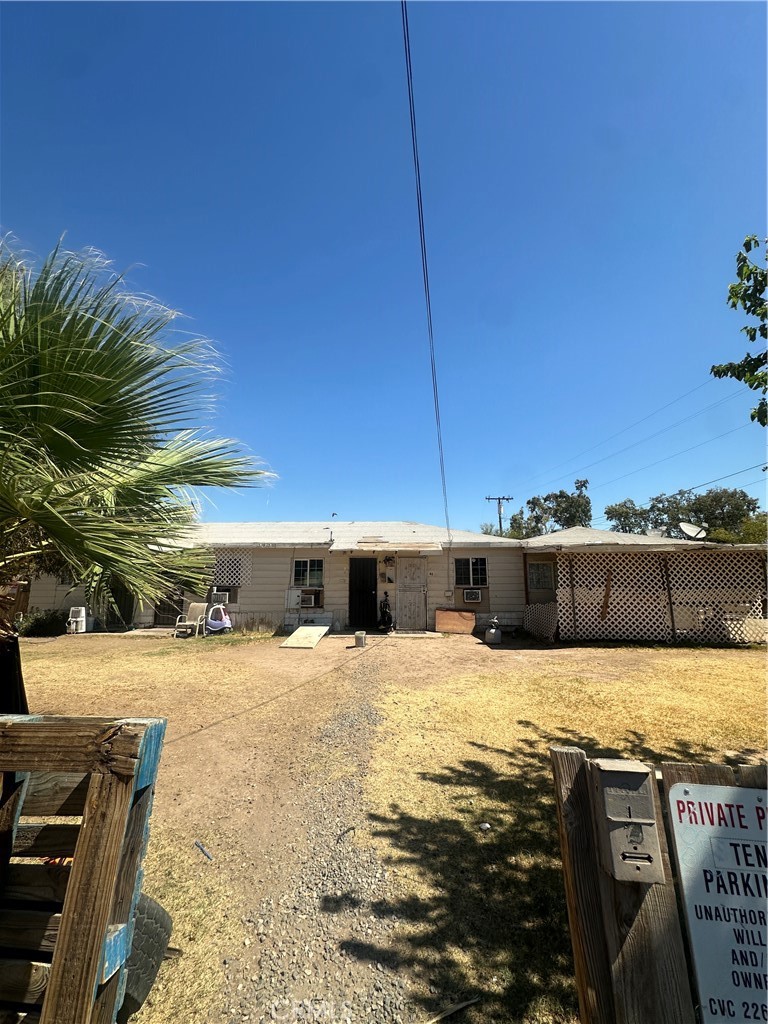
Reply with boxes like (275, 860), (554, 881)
(463, 589), (482, 603)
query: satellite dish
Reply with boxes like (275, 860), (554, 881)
(679, 522), (708, 540)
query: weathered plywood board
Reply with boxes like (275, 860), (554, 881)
(435, 609), (475, 634)
(280, 626), (330, 649)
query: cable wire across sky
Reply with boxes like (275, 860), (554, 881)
(590, 462), (767, 526)
(400, 0), (452, 539)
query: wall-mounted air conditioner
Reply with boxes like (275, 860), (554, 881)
(212, 591), (229, 604)
(463, 589), (482, 603)
(300, 593), (316, 607)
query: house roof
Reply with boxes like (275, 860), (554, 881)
(521, 526), (764, 552)
(190, 521), (523, 552)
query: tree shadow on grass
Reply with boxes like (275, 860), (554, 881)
(343, 724), (765, 1023)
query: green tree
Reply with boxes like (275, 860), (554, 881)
(0, 240), (267, 612)
(711, 235), (767, 426)
(604, 499), (652, 534)
(734, 512), (768, 545)
(687, 487), (759, 535)
(605, 487), (761, 540)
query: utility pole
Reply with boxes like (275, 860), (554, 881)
(485, 495), (513, 535)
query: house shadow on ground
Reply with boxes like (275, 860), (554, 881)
(339, 725), (765, 1023)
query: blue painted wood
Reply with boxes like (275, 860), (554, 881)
(99, 923), (129, 983)
(108, 720), (165, 1022)
(0, 716), (167, 1022)
(124, 718), (166, 791)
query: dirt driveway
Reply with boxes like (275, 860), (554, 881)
(19, 631), (766, 1024)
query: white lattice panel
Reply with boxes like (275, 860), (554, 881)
(667, 550), (765, 645)
(212, 548), (252, 587)
(523, 602), (558, 642)
(556, 552), (672, 642)
(556, 550), (766, 645)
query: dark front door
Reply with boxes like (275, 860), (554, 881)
(349, 558), (378, 629)
(105, 578), (135, 628)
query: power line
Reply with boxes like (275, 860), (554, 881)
(511, 378), (718, 494)
(514, 388), (743, 498)
(587, 423), (750, 493)
(590, 462), (767, 526)
(401, 0), (451, 539)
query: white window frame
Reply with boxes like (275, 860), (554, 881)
(293, 558), (324, 588)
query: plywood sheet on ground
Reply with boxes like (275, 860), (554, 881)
(435, 609), (476, 634)
(280, 626), (330, 649)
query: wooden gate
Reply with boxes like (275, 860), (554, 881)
(349, 558), (378, 629)
(397, 557), (426, 630)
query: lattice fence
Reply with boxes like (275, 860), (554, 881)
(212, 548), (252, 587)
(667, 549), (766, 644)
(556, 552), (672, 642)
(523, 601), (559, 642)
(555, 549), (766, 644)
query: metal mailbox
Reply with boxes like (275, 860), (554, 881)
(589, 758), (666, 885)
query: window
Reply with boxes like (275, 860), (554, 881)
(528, 561), (555, 591)
(293, 558), (324, 588)
(455, 557), (488, 587)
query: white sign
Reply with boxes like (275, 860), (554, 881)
(668, 783), (767, 1023)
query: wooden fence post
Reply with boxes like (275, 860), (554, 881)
(551, 746), (696, 1024)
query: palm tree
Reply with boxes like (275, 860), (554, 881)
(0, 239), (269, 683)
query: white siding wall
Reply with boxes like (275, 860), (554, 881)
(27, 576), (147, 627)
(184, 545), (525, 632)
(204, 548), (339, 630)
(428, 549), (526, 629)
(27, 577), (89, 614)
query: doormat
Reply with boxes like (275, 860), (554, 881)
(280, 625), (330, 649)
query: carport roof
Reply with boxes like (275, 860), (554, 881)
(521, 526), (765, 552)
(188, 521), (523, 551)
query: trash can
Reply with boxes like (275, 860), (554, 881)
(354, 631), (366, 648)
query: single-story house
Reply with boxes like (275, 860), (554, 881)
(25, 521), (526, 633)
(521, 526), (767, 644)
(23, 522), (767, 644)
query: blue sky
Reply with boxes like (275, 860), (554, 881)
(2, 1), (765, 531)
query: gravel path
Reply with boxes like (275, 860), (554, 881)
(217, 647), (420, 1024)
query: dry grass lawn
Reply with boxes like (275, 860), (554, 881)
(18, 630), (366, 1024)
(364, 641), (767, 1023)
(15, 633), (767, 1024)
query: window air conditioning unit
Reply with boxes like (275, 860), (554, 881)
(300, 593), (316, 608)
(212, 591), (229, 604)
(463, 589), (482, 603)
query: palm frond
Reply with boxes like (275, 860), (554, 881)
(0, 239), (272, 605)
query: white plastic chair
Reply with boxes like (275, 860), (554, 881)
(174, 602), (208, 638)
